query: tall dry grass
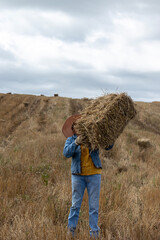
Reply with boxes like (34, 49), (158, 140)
(0, 93), (160, 239)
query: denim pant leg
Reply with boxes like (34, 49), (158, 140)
(68, 175), (86, 230)
(86, 174), (101, 236)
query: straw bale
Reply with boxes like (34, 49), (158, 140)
(76, 93), (137, 150)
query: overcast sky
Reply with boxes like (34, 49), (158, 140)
(0, 0), (160, 101)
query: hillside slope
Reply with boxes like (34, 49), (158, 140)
(0, 93), (160, 240)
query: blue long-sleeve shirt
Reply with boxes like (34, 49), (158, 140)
(63, 134), (113, 174)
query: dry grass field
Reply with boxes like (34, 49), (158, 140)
(0, 93), (160, 240)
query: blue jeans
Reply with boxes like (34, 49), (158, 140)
(68, 174), (101, 237)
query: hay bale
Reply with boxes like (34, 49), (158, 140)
(76, 93), (137, 150)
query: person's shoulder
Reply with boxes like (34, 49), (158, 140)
(67, 134), (77, 141)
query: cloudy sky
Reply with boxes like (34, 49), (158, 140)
(0, 0), (160, 101)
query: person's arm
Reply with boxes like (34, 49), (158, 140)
(63, 137), (79, 158)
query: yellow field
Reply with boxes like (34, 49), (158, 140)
(0, 93), (159, 240)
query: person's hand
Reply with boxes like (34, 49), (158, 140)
(105, 144), (114, 150)
(75, 136), (83, 145)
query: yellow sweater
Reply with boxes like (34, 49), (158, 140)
(80, 145), (102, 175)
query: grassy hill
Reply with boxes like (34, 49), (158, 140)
(0, 93), (160, 240)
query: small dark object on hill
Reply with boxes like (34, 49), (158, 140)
(23, 102), (29, 107)
(116, 166), (128, 174)
(43, 99), (49, 103)
(137, 138), (151, 149)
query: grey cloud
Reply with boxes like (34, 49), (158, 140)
(1, 65), (160, 101)
(108, 69), (160, 87)
(59, 60), (94, 71)
(1, 1), (158, 44)
(0, 66), (115, 97)
(106, 70), (160, 101)
(0, 48), (16, 61)
(34, 17), (90, 42)
(0, 0), (115, 13)
(0, 0), (159, 16)
(110, 70), (160, 87)
(1, 9), (103, 43)
(0, 0), (109, 17)
(0, 0), (160, 101)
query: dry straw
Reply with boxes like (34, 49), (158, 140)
(76, 93), (137, 150)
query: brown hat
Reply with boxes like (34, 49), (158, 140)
(62, 114), (81, 138)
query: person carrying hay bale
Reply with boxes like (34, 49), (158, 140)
(62, 114), (113, 238)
